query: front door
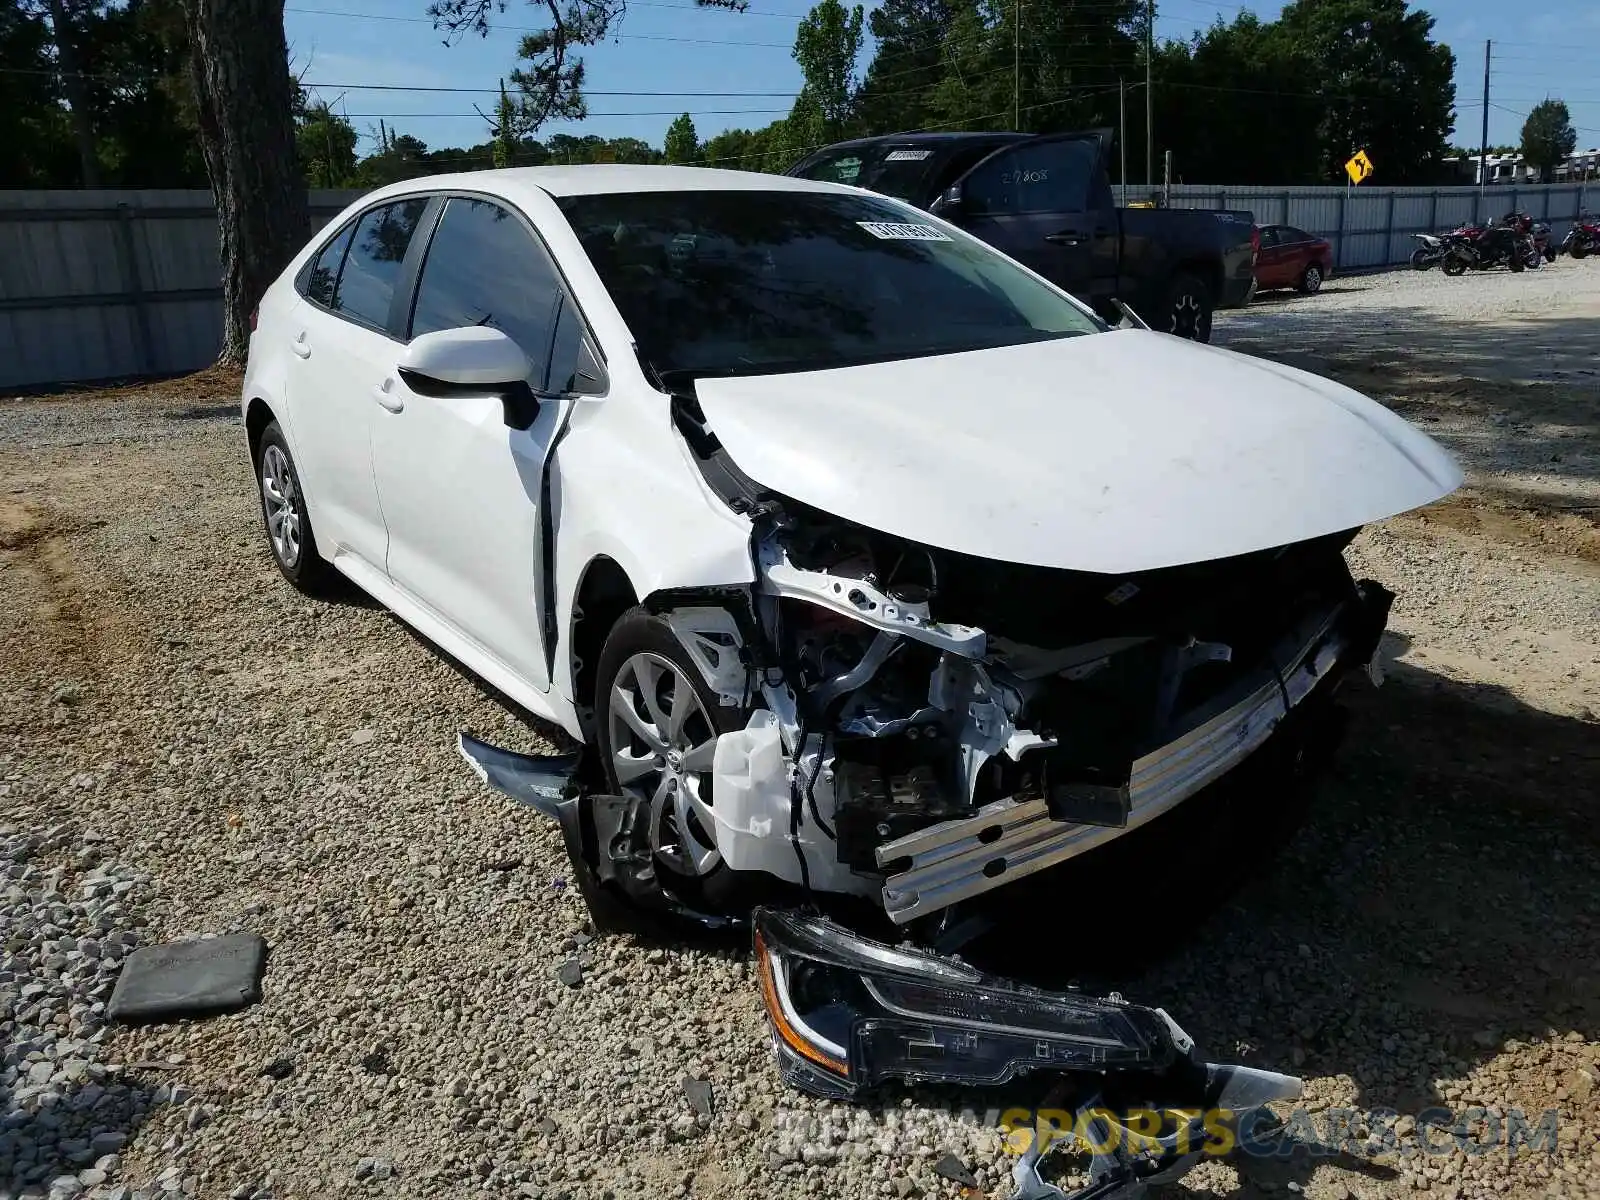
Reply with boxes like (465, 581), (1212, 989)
(369, 195), (575, 692)
(948, 134), (1118, 307)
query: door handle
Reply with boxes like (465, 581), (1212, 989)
(290, 333), (311, 359)
(1044, 232), (1086, 247)
(373, 378), (404, 413)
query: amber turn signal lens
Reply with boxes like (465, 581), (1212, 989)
(754, 930), (849, 1078)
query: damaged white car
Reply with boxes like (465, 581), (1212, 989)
(245, 168), (1458, 1177)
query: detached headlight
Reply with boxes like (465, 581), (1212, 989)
(753, 908), (1182, 1099)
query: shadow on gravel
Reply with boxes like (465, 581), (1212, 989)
(855, 644), (1598, 1194)
(0, 1068), (160, 1194)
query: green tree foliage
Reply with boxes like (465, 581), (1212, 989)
(296, 102), (358, 187)
(663, 112), (700, 164)
(1, 0), (207, 186)
(1274, 0), (1456, 184)
(492, 78), (518, 168)
(851, 0), (955, 135)
(791, 0), (863, 144)
(1520, 99), (1577, 180)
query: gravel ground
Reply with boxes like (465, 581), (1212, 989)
(3, 267), (1599, 1200)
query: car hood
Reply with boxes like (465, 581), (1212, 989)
(693, 330), (1462, 574)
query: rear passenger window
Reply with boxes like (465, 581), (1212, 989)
(333, 199), (430, 330)
(305, 221), (355, 307)
(409, 197), (564, 373)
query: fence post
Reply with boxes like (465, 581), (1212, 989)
(113, 203), (155, 376)
(1429, 189), (1438, 236)
(1385, 190), (1396, 266)
(1218, 190), (1227, 213)
(1336, 187), (1346, 268)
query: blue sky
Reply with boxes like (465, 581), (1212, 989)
(286, 0), (1600, 163)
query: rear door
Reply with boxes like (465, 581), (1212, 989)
(284, 196), (433, 571)
(945, 134), (1117, 306)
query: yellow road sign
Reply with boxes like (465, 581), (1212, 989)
(1345, 149), (1374, 185)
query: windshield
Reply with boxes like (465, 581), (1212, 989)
(558, 189), (1103, 382)
(789, 144), (949, 203)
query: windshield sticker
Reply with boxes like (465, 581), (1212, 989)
(856, 221), (951, 242)
(883, 149), (933, 161)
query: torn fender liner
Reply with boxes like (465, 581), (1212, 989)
(458, 731), (734, 934)
(457, 732), (583, 818)
(109, 934), (268, 1022)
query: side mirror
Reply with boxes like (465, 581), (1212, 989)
(929, 185), (964, 217)
(398, 326), (540, 430)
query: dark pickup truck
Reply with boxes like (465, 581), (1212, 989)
(787, 130), (1257, 342)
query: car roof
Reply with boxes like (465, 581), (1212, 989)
(364, 164), (861, 200)
(807, 131), (1032, 152)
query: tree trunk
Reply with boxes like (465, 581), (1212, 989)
(47, 0), (101, 187)
(182, 0), (308, 366)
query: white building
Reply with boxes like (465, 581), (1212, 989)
(1462, 148), (1600, 184)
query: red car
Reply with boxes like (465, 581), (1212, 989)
(1253, 224), (1335, 294)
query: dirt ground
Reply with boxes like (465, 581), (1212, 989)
(3, 264), (1599, 1200)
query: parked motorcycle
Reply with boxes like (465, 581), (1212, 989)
(1410, 232), (1447, 270)
(1441, 215), (1532, 275)
(1561, 217), (1600, 259)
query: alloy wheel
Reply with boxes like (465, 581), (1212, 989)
(607, 651), (721, 876)
(1171, 293), (1203, 338)
(260, 444), (302, 568)
(1304, 265), (1323, 293)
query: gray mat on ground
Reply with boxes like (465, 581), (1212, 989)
(108, 934), (268, 1021)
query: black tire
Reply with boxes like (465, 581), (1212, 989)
(1573, 241), (1590, 260)
(1297, 262), (1324, 294)
(1409, 248), (1433, 271)
(1544, 244), (1558, 263)
(1159, 273), (1213, 343)
(255, 420), (338, 595)
(1508, 250), (1526, 272)
(593, 606), (748, 901)
(1441, 251), (1469, 277)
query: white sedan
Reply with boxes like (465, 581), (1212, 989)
(243, 166), (1459, 923)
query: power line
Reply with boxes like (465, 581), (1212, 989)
(284, 6), (795, 48)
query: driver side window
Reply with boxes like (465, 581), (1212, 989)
(409, 196), (565, 387)
(962, 140), (1098, 216)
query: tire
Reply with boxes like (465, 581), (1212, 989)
(1573, 241), (1590, 260)
(1544, 244), (1558, 263)
(1509, 250), (1525, 272)
(1297, 262), (1324, 294)
(593, 606), (747, 900)
(1441, 251), (1469, 277)
(255, 421), (338, 595)
(1409, 248), (1433, 271)
(1160, 273), (1213, 343)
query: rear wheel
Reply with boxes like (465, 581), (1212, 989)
(1441, 251), (1469, 277)
(1410, 248), (1433, 270)
(256, 421), (337, 595)
(1297, 263), (1324, 294)
(1573, 241), (1590, 260)
(1509, 249), (1526, 272)
(1160, 273), (1213, 343)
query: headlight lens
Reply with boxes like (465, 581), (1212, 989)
(753, 908), (1182, 1098)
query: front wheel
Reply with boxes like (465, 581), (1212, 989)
(1160, 273), (1214, 343)
(1509, 249), (1526, 272)
(1573, 240), (1590, 260)
(1410, 248), (1433, 271)
(1297, 263), (1324, 294)
(1441, 251), (1469, 277)
(594, 607), (746, 899)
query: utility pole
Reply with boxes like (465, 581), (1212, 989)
(1013, 0), (1021, 129)
(1145, 0), (1155, 186)
(47, 0), (100, 187)
(1479, 40), (1490, 192)
(1119, 79), (1128, 207)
